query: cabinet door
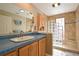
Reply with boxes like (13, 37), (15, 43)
(39, 38), (46, 56)
(29, 42), (39, 56)
(19, 45), (30, 56)
(4, 51), (17, 56)
(46, 33), (52, 55)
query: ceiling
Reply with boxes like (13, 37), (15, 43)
(32, 3), (79, 16)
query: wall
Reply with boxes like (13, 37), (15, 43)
(48, 12), (77, 50)
(76, 5), (79, 50)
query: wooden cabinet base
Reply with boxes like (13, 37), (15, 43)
(4, 50), (18, 56)
(19, 42), (39, 56)
(39, 38), (46, 56)
(46, 33), (52, 55)
(19, 45), (30, 56)
(29, 42), (39, 56)
(19, 38), (46, 56)
(2, 37), (50, 56)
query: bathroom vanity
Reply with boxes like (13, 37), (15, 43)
(0, 32), (52, 56)
(4, 38), (46, 56)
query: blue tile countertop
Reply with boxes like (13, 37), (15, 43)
(0, 32), (46, 55)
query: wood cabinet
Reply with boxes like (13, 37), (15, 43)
(3, 37), (47, 56)
(29, 42), (39, 56)
(19, 38), (46, 56)
(4, 50), (18, 56)
(19, 45), (30, 56)
(46, 33), (52, 55)
(19, 41), (39, 56)
(39, 38), (46, 56)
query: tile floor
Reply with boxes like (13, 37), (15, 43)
(53, 48), (79, 56)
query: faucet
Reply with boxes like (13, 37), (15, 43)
(17, 31), (24, 38)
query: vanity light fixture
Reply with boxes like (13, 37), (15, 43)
(16, 9), (25, 14)
(52, 3), (60, 7)
(19, 9), (25, 13)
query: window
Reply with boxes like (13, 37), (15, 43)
(48, 18), (65, 47)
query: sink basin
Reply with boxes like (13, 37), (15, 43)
(10, 36), (34, 42)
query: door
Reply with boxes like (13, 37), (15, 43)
(19, 42), (39, 56)
(46, 33), (52, 55)
(29, 42), (39, 56)
(19, 45), (30, 56)
(39, 38), (46, 56)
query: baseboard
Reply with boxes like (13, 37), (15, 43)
(45, 53), (52, 56)
(53, 46), (79, 54)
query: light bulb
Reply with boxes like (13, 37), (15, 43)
(52, 3), (60, 7)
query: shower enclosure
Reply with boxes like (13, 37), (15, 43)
(48, 18), (64, 47)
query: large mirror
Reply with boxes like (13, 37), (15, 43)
(0, 3), (34, 36)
